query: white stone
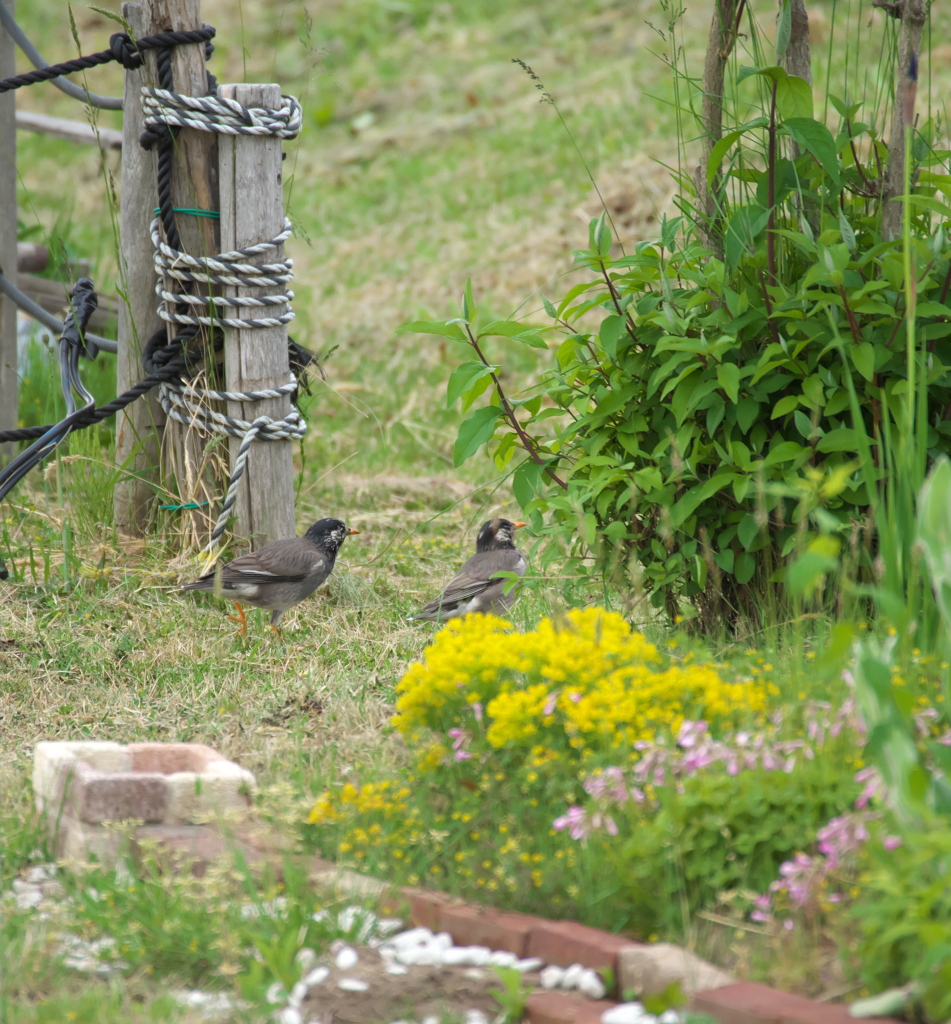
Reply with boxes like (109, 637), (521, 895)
(601, 1005), (647, 1024)
(338, 978), (369, 993)
(432, 931), (454, 950)
(442, 946), (475, 965)
(488, 950), (518, 967)
(377, 918), (404, 936)
(383, 963), (408, 976)
(422, 1016), (440, 1024)
(288, 981), (309, 1008)
(658, 1012), (682, 1024)
(335, 946), (359, 970)
(464, 1011), (490, 1024)
(514, 957), (544, 973)
(391, 926), (433, 948)
(617, 943), (735, 998)
(561, 963), (585, 989)
(540, 965), (564, 989)
(464, 946), (492, 966)
(295, 948), (319, 971)
(277, 1009), (302, 1024)
(578, 969), (607, 999)
(265, 982), (287, 1005)
(303, 966), (329, 987)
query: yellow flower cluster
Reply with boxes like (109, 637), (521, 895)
(394, 607), (768, 756)
(308, 780), (410, 824)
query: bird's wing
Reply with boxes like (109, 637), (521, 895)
(218, 540), (327, 586)
(418, 548), (526, 612)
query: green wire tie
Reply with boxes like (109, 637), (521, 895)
(159, 501), (212, 511)
(153, 207), (220, 220)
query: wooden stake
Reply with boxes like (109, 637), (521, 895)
(0, 0), (16, 465)
(145, 0), (224, 544)
(882, 0), (926, 241)
(115, 0), (164, 534)
(218, 82), (296, 549)
(693, 0), (738, 262)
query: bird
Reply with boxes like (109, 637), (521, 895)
(410, 518), (527, 622)
(182, 518), (359, 635)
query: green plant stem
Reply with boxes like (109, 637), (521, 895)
(766, 78), (778, 284)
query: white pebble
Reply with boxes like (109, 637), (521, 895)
(338, 978), (370, 992)
(432, 931), (454, 950)
(335, 946), (359, 970)
(422, 1016), (440, 1024)
(463, 945), (492, 966)
(277, 1008), (302, 1024)
(514, 957), (544, 973)
(578, 968), (606, 999)
(391, 927), (433, 949)
(441, 946), (475, 965)
(377, 918), (404, 936)
(303, 966), (329, 987)
(601, 1007), (648, 1024)
(463, 967), (487, 980)
(561, 963), (585, 989)
(265, 982), (287, 1005)
(540, 965), (565, 989)
(384, 963), (409, 975)
(658, 1013), (681, 1024)
(465, 1011), (490, 1024)
(295, 948), (319, 971)
(488, 950), (518, 967)
(288, 981), (309, 1008)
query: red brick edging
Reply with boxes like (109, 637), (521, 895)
(404, 890), (900, 1024)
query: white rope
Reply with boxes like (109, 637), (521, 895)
(147, 88), (305, 550)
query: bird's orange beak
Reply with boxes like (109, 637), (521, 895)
(514, 521), (526, 529)
(348, 527), (360, 535)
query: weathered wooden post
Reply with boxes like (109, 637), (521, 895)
(218, 82), (296, 548)
(0, 0), (16, 464)
(114, 0), (164, 534)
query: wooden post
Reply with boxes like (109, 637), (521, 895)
(218, 82), (296, 548)
(0, 0), (16, 465)
(131, 0), (224, 545)
(115, 0), (164, 534)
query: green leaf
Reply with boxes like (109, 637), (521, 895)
(542, 295), (558, 319)
(454, 406), (501, 466)
(599, 315), (627, 359)
(725, 205), (770, 269)
(852, 342), (875, 382)
(462, 278), (476, 322)
(775, 75), (813, 120)
(446, 361), (496, 408)
(716, 363), (740, 403)
(736, 397), (761, 433)
(772, 394), (800, 418)
(837, 207), (856, 251)
(738, 514), (761, 551)
(479, 321), (548, 349)
(670, 472), (734, 527)
(783, 118), (841, 187)
(816, 427), (858, 453)
(398, 319), (466, 341)
(734, 551), (756, 585)
(512, 460), (544, 507)
(762, 440), (807, 466)
(776, 0), (792, 58)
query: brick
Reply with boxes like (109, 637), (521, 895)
(527, 919), (638, 976)
(164, 763), (255, 825)
(132, 824), (232, 877)
(33, 741), (130, 811)
(404, 887), (453, 931)
(127, 742), (225, 773)
(526, 993), (618, 1024)
(439, 903), (544, 956)
(690, 983), (906, 1024)
(65, 761), (168, 824)
(619, 943), (734, 997)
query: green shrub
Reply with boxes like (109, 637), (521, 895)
(404, 22), (951, 630)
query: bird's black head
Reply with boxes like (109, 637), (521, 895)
(475, 518), (526, 552)
(304, 518), (359, 555)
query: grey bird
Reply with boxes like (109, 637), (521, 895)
(182, 518), (359, 634)
(410, 518), (527, 622)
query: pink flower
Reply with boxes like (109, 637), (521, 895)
(543, 692), (559, 716)
(471, 702), (484, 723)
(448, 728), (473, 761)
(883, 835), (902, 850)
(783, 918), (794, 931)
(553, 806), (589, 841)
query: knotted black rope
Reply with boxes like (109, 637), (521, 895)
(0, 26), (215, 94)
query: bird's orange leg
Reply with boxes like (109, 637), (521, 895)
(228, 601), (248, 636)
(269, 623), (283, 638)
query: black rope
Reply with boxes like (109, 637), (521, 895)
(0, 26), (215, 94)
